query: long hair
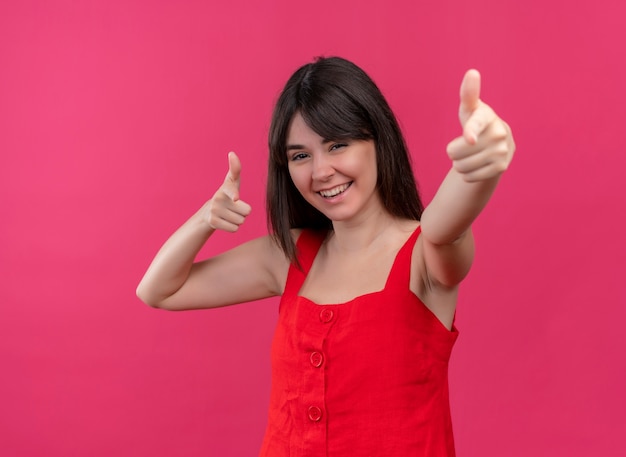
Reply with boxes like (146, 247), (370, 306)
(267, 57), (423, 264)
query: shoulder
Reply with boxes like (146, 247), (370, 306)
(410, 226), (472, 291)
(413, 228), (475, 290)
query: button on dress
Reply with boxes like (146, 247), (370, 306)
(259, 227), (459, 456)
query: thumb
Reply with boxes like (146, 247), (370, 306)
(459, 69), (485, 144)
(459, 69), (481, 125)
(224, 151), (241, 201)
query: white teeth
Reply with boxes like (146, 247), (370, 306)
(319, 183), (350, 198)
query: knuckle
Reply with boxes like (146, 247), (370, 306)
(494, 143), (509, 157)
(447, 140), (461, 159)
(213, 190), (229, 203)
(453, 160), (468, 174)
(491, 122), (509, 140)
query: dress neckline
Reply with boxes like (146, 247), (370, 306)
(295, 225), (421, 306)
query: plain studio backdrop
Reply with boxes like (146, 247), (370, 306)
(1, 0), (624, 456)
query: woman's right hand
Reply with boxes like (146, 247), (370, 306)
(204, 152), (252, 232)
(137, 151), (285, 310)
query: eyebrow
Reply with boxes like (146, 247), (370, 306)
(286, 139), (334, 151)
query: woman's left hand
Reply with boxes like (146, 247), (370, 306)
(446, 69), (516, 183)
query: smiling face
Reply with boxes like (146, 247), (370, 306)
(267, 58), (423, 264)
(286, 112), (383, 224)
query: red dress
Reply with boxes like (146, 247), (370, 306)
(259, 227), (458, 456)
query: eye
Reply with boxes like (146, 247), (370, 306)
(290, 152), (309, 161)
(329, 143), (348, 151)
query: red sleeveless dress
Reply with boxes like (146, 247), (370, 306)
(259, 227), (458, 456)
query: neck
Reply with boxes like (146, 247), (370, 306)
(328, 209), (399, 254)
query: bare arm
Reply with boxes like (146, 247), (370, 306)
(136, 152), (287, 310)
(420, 70), (515, 287)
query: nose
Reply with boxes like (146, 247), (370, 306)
(311, 153), (334, 181)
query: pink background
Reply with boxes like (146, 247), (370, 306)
(1, 0), (624, 455)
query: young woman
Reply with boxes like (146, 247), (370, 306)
(137, 57), (515, 456)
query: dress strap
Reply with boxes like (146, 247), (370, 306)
(384, 225), (422, 289)
(296, 230), (326, 272)
(281, 229), (326, 298)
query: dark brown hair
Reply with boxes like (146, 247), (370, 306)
(267, 56), (423, 264)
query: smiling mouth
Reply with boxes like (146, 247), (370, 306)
(318, 182), (352, 198)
